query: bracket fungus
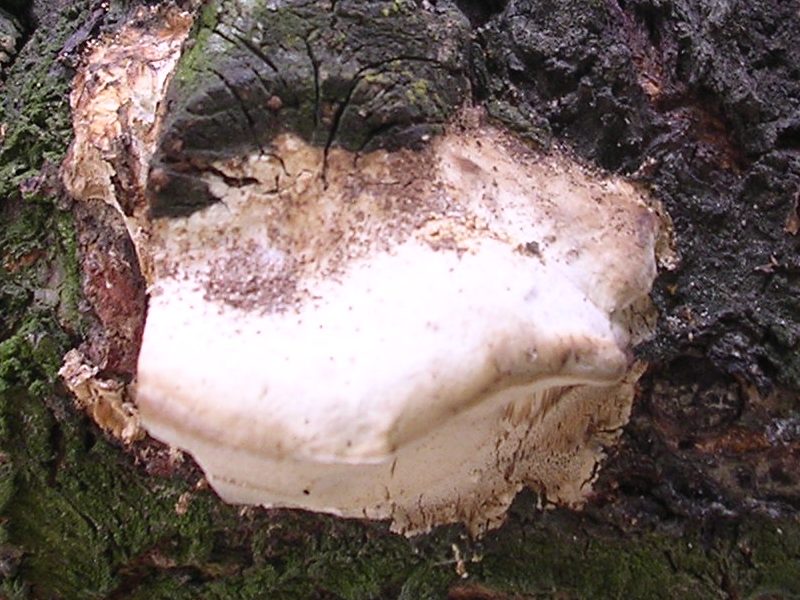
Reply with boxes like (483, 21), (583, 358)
(62, 2), (664, 535)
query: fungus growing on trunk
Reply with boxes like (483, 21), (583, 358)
(62, 2), (664, 535)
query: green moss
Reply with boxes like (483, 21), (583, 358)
(0, 386), (215, 597)
(0, 9), (81, 200)
(0, 200), (83, 396)
(168, 0), (221, 89)
(468, 511), (800, 599)
(0, 316), (68, 396)
(486, 98), (552, 149)
(736, 519), (800, 596)
(379, 0), (413, 18)
(53, 211), (83, 332)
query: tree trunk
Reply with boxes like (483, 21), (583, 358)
(1, 0), (799, 598)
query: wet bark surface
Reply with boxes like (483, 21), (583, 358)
(0, 0), (799, 598)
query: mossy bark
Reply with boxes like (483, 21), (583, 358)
(1, 0), (799, 598)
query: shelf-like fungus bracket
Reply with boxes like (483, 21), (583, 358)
(62, 2), (663, 535)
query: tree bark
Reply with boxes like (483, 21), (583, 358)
(1, 0), (799, 598)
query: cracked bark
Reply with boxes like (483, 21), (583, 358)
(1, 0), (799, 598)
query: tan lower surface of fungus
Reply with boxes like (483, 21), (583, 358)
(59, 348), (144, 444)
(61, 5), (193, 281)
(61, 6), (665, 535)
(59, 6), (192, 442)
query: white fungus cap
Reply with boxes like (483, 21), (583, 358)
(135, 127), (659, 535)
(63, 12), (662, 536)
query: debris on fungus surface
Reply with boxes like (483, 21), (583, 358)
(62, 4), (664, 535)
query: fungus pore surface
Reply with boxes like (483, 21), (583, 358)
(62, 4), (663, 535)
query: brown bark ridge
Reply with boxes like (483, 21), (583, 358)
(0, 0), (798, 598)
